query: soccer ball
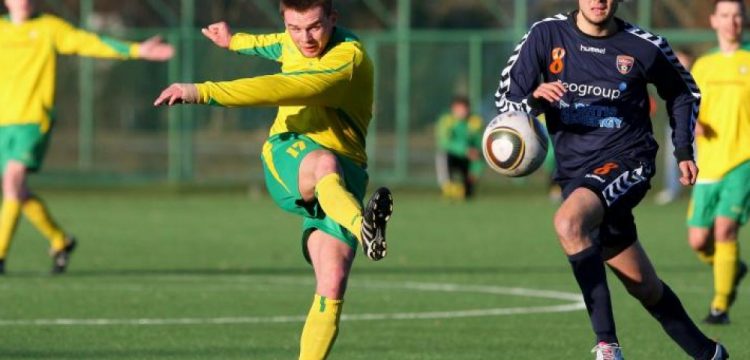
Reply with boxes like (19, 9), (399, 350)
(482, 111), (549, 177)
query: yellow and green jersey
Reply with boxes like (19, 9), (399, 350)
(435, 113), (483, 157)
(194, 27), (374, 166)
(692, 44), (750, 181)
(0, 13), (141, 133)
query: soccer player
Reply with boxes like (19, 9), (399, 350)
(0, 0), (173, 274)
(435, 95), (483, 200)
(687, 0), (749, 325)
(495, 0), (727, 359)
(153, 1), (393, 359)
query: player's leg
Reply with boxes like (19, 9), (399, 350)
(299, 229), (355, 360)
(435, 151), (453, 198)
(553, 187), (619, 346)
(0, 160), (27, 273)
(606, 242), (722, 359)
(298, 148), (392, 261)
(687, 184), (719, 265)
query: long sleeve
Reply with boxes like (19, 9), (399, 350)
(229, 32), (285, 62)
(495, 24), (547, 115)
(195, 48), (354, 107)
(52, 17), (139, 58)
(647, 38), (700, 162)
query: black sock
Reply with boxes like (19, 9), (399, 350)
(568, 246), (618, 344)
(644, 282), (716, 359)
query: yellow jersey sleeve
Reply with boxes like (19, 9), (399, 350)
(51, 16), (139, 58)
(229, 32), (284, 62)
(195, 47), (353, 107)
(692, 47), (750, 181)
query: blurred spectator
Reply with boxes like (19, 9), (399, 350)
(435, 95), (483, 200)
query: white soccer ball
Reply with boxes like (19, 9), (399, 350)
(482, 111), (549, 177)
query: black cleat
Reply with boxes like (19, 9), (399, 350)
(709, 343), (730, 360)
(0, 259), (4, 275)
(703, 308), (730, 325)
(51, 237), (77, 274)
(360, 187), (393, 261)
(728, 260), (747, 307)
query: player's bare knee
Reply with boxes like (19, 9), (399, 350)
(553, 211), (586, 247)
(312, 151), (340, 180)
(714, 221), (739, 242)
(624, 277), (660, 303)
(687, 229), (711, 251)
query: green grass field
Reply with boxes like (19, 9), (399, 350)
(0, 189), (747, 359)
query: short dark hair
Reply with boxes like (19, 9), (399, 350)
(280, 0), (333, 16)
(714, 0), (746, 12)
(451, 95), (470, 108)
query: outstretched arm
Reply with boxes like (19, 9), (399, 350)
(52, 16), (173, 61)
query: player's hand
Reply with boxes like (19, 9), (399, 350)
(532, 81), (566, 103)
(154, 83), (199, 106)
(467, 148), (480, 161)
(138, 35), (174, 61)
(678, 160), (698, 186)
(201, 21), (232, 48)
(694, 122), (704, 137)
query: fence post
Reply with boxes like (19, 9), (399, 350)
(395, 0), (411, 183)
(78, 0), (94, 170)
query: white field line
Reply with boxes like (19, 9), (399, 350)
(0, 281), (585, 327)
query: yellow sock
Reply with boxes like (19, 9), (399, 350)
(315, 173), (363, 241)
(22, 196), (66, 252)
(696, 249), (714, 265)
(712, 241), (739, 311)
(0, 200), (22, 259)
(299, 294), (343, 360)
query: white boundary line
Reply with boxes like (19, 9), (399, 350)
(0, 281), (585, 327)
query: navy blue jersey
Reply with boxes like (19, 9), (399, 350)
(495, 12), (699, 182)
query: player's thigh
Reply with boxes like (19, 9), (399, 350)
(261, 133), (327, 218)
(687, 182), (721, 228)
(555, 187), (605, 235)
(561, 158), (654, 258)
(606, 241), (661, 300)
(716, 161), (750, 226)
(0, 124), (49, 175)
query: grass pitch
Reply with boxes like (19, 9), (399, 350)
(0, 189), (747, 359)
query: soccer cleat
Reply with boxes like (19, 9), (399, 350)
(360, 187), (393, 261)
(708, 343), (730, 360)
(728, 260), (747, 307)
(703, 308), (730, 325)
(591, 342), (624, 360)
(0, 259), (4, 275)
(50, 237), (77, 274)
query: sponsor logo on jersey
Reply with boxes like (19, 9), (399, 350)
(580, 44), (606, 54)
(549, 47), (566, 74)
(616, 55), (635, 75)
(562, 82), (622, 100)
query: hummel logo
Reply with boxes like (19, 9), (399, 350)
(580, 44), (606, 54)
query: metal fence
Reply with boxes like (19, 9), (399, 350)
(32, 0), (719, 187)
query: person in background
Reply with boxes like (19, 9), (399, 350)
(435, 95), (483, 200)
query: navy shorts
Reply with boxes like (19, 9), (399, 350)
(560, 157), (655, 260)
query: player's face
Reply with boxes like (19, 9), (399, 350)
(711, 1), (745, 44)
(284, 6), (337, 58)
(451, 102), (469, 119)
(4, 0), (35, 19)
(578, 0), (619, 26)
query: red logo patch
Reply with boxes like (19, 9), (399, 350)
(616, 55), (635, 75)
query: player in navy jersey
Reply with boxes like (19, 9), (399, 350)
(495, 1), (728, 359)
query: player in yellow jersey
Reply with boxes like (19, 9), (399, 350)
(153, 1), (393, 359)
(0, 0), (173, 274)
(687, 0), (750, 325)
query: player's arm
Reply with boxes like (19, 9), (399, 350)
(155, 48), (355, 107)
(52, 17), (173, 61)
(202, 21), (284, 62)
(648, 38), (701, 184)
(495, 25), (550, 114)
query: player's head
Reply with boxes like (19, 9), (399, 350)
(4, 0), (35, 20)
(451, 95), (470, 120)
(280, 0), (337, 58)
(577, 0), (621, 27)
(711, 0), (745, 43)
